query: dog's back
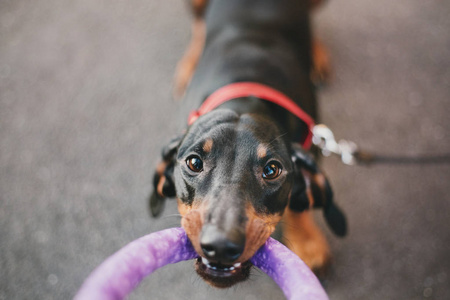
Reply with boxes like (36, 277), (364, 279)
(181, 0), (317, 123)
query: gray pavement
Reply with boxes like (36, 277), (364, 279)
(1, 0), (449, 299)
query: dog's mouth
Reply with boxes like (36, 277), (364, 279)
(195, 257), (252, 288)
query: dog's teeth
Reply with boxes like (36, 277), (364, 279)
(201, 256), (242, 272)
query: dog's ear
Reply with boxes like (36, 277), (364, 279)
(289, 143), (347, 237)
(149, 136), (183, 217)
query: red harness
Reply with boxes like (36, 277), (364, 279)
(188, 82), (315, 150)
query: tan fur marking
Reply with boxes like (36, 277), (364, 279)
(306, 184), (315, 207)
(314, 173), (327, 191)
(282, 209), (331, 273)
(311, 38), (332, 85)
(156, 177), (166, 197)
(301, 169), (315, 208)
(181, 210), (204, 255)
(256, 144), (268, 159)
(178, 199), (203, 217)
(173, 19), (206, 98)
(155, 161), (168, 196)
(203, 138), (213, 153)
(179, 199), (206, 256)
(303, 170), (329, 207)
(313, 173), (327, 206)
(156, 161), (167, 176)
(191, 0), (209, 17)
(238, 205), (282, 262)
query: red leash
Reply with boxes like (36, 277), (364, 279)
(188, 82), (315, 149)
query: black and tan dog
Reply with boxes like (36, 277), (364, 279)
(150, 0), (346, 288)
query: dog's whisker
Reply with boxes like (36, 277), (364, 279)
(267, 132), (288, 147)
(161, 214), (183, 220)
(280, 235), (294, 249)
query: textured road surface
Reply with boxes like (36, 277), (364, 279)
(1, 1), (449, 299)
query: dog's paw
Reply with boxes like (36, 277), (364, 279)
(282, 210), (332, 277)
(291, 235), (332, 277)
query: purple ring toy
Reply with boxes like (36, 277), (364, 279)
(75, 227), (328, 300)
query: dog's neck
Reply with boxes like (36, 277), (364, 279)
(181, 0), (316, 143)
(187, 83), (315, 147)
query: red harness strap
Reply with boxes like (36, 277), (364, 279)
(188, 82), (315, 149)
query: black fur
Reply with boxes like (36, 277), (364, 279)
(149, 0), (347, 287)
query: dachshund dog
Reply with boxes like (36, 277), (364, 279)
(150, 0), (346, 288)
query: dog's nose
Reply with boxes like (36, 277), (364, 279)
(200, 225), (245, 264)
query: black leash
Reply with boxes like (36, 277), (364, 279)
(312, 124), (450, 166)
(353, 151), (450, 165)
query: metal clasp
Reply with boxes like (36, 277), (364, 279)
(312, 124), (358, 165)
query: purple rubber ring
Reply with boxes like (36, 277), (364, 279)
(75, 227), (328, 300)
(250, 237), (329, 300)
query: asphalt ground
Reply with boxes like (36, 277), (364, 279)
(1, 0), (449, 299)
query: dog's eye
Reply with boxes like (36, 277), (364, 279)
(262, 161), (282, 179)
(186, 156), (203, 172)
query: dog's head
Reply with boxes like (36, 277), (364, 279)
(150, 109), (346, 287)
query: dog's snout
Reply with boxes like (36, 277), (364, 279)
(200, 225), (245, 264)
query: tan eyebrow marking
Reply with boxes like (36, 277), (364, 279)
(257, 144), (268, 159)
(202, 138), (213, 153)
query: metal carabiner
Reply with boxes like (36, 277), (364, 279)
(312, 124), (358, 165)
